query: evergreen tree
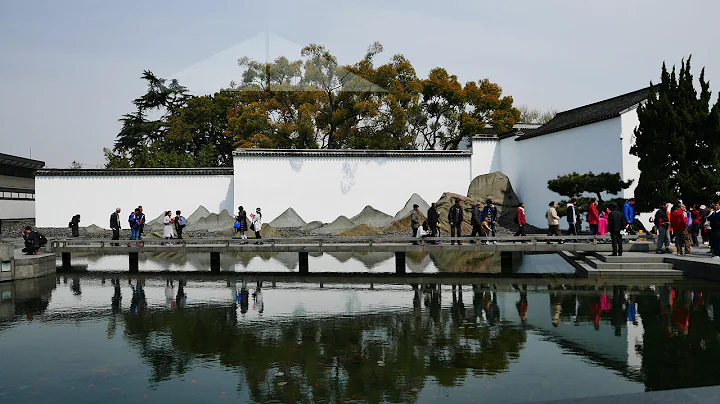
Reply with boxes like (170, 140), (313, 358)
(632, 57), (720, 211)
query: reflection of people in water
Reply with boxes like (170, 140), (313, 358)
(450, 285), (466, 326)
(610, 286), (626, 336)
(165, 279), (176, 310)
(235, 281), (250, 314)
(176, 280), (187, 309)
(252, 282), (264, 314)
(672, 290), (691, 336)
(625, 294), (637, 325)
(425, 284), (441, 322)
(516, 285), (528, 325)
(590, 296), (602, 331)
(550, 292), (561, 327)
(71, 276), (81, 296)
(130, 280), (147, 316)
(111, 278), (121, 314)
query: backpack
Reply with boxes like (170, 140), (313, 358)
(38, 233), (48, 246)
(179, 216), (186, 226)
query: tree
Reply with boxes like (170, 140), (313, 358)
(548, 171), (633, 215)
(517, 105), (557, 124)
(631, 56), (720, 211)
(69, 161), (83, 169)
(548, 172), (633, 203)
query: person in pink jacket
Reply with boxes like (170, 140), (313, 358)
(598, 207), (610, 236)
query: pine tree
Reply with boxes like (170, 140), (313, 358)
(632, 56), (720, 211)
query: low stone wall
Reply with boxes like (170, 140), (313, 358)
(0, 245), (56, 282)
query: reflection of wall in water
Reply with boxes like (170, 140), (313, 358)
(0, 274), (56, 321)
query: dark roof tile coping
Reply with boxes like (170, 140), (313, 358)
(232, 149), (471, 157)
(36, 168), (233, 177)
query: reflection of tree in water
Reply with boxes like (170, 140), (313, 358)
(637, 290), (720, 392)
(121, 292), (525, 402)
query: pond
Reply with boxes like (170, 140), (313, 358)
(2, 271), (720, 403)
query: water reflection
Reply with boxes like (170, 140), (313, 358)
(2, 276), (720, 402)
(57, 251), (577, 274)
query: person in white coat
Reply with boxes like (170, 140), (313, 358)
(251, 207), (263, 244)
(162, 211), (174, 244)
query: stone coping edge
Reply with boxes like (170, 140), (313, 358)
(36, 168), (233, 177)
(232, 149), (472, 158)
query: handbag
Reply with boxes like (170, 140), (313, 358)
(233, 222), (241, 229)
(250, 223), (255, 231)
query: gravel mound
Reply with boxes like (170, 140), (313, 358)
(394, 193), (431, 220)
(269, 208), (307, 228)
(350, 206), (393, 228)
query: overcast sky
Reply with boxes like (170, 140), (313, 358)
(1, 0), (719, 168)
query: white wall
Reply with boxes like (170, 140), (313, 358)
(0, 200), (35, 220)
(471, 138), (498, 178)
(233, 153), (471, 223)
(620, 108), (641, 199)
(493, 118), (625, 227)
(35, 175), (234, 228)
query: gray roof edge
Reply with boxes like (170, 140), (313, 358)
(36, 167), (233, 177)
(0, 153), (46, 169)
(232, 149), (472, 157)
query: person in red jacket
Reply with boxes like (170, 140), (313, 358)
(514, 202), (527, 237)
(670, 204), (691, 255)
(587, 198), (600, 236)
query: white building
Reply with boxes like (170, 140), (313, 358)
(0, 153), (45, 233)
(35, 87), (651, 229)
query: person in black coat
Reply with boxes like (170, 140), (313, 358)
(69, 214), (81, 237)
(110, 208), (121, 245)
(448, 198), (464, 245)
(427, 203), (439, 241)
(607, 204), (627, 256)
(22, 226), (41, 255)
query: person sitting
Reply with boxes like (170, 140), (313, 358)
(22, 226), (41, 255)
(416, 221), (432, 244)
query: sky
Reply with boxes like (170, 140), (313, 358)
(1, 0), (719, 168)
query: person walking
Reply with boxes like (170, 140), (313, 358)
(174, 210), (186, 241)
(137, 206), (146, 240)
(127, 208), (142, 246)
(587, 198), (599, 236)
(235, 206), (249, 241)
(608, 203), (627, 256)
(448, 198), (464, 245)
(670, 204), (691, 255)
(654, 202), (671, 254)
(691, 204), (702, 247)
(514, 203), (527, 238)
(700, 205), (710, 245)
(470, 201), (483, 243)
(110, 208), (121, 246)
(708, 202), (720, 259)
(410, 204), (421, 245)
(162, 211), (174, 245)
(623, 198), (636, 235)
(546, 201), (564, 244)
(69, 214), (81, 237)
(483, 200), (499, 244)
(251, 208), (263, 244)
(427, 203), (439, 242)
(566, 198), (578, 240)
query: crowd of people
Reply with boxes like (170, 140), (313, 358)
(21, 196), (720, 260)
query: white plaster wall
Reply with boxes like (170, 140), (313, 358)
(496, 118), (624, 227)
(470, 139), (498, 178)
(0, 200), (35, 220)
(35, 175), (234, 228)
(233, 155), (471, 223)
(620, 108), (641, 199)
